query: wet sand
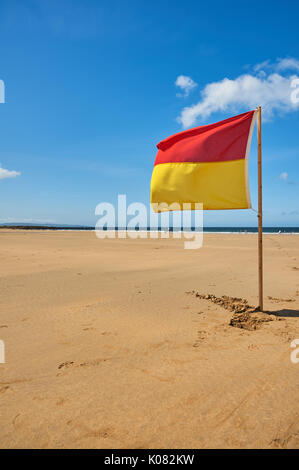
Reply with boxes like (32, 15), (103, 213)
(0, 230), (298, 448)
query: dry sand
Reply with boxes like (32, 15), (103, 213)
(0, 230), (299, 449)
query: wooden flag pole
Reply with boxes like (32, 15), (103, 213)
(257, 106), (263, 311)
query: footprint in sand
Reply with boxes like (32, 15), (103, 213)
(248, 344), (259, 350)
(12, 413), (21, 430)
(57, 357), (112, 375)
(268, 296), (295, 303)
(82, 323), (94, 331)
(67, 420), (115, 442)
(58, 361), (74, 370)
(0, 385), (10, 395)
(56, 398), (67, 406)
(193, 330), (207, 347)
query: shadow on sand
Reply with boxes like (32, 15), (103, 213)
(266, 309), (299, 318)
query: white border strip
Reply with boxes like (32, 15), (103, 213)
(244, 110), (257, 208)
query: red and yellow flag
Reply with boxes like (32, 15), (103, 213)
(151, 110), (257, 211)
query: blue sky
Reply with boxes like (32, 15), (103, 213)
(0, 0), (298, 227)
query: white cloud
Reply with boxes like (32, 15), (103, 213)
(279, 172), (298, 185)
(276, 57), (299, 72)
(177, 57), (299, 128)
(254, 57), (299, 73)
(0, 167), (21, 180)
(175, 75), (197, 97)
(253, 60), (270, 73)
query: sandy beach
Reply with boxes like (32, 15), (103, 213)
(0, 230), (298, 449)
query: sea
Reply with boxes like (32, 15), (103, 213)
(0, 224), (298, 234)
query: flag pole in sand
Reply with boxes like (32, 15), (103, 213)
(257, 106), (263, 311)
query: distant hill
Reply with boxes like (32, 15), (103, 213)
(0, 223), (94, 230)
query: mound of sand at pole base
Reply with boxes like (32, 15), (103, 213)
(188, 292), (278, 331)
